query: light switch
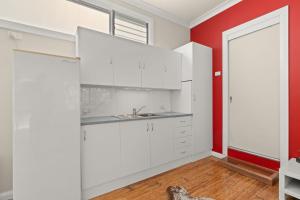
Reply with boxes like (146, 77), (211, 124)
(215, 71), (222, 77)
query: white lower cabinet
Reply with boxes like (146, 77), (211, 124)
(82, 116), (199, 199)
(120, 120), (150, 176)
(149, 118), (174, 167)
(82, 123), (121, 189)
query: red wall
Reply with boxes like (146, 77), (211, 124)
(191, 0), (300, 159)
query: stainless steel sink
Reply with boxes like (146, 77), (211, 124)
(137, 113), (159, 117)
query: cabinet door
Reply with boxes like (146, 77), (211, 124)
(142, 47), (164, 89)
(150, 118), (174, 167)
(77, 27), (114, 85)
(164, 51), (182, 90)
(114, 38), (143, 87)
(82, 123), (120, 189)
(120, 121), (150, 176)
(192, 44), (212, 154)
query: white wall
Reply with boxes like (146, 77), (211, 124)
(0, 0), (190, 194)
(0, 0), (110, 35)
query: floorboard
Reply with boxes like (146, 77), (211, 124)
(92, 157), (291, 200)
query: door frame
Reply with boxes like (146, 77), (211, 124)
(222, 6), (289, 166)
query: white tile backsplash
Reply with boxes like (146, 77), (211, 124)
(81, 86), (171, 117)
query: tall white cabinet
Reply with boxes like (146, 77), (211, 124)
(172, 42), (213, 155)
(13, 50), (81, 200)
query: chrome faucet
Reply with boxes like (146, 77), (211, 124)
(133, 105), (146, 116)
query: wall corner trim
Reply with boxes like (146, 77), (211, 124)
(0, 18), (75, 42)
(190, 0), (242, 28)
(0, 190), (13, 200)
(211, 151), (226, 159)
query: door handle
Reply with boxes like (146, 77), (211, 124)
(83, 130), (87, 141)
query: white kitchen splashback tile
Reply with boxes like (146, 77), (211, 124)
(81, 86), (171, 117)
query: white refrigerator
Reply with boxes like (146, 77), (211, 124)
(13, 50), (81, 200)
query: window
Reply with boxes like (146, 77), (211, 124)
(68, 0), (150, 44)
(113, 12), (149, 44)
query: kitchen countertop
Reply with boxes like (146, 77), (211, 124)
(81, 112), (193, 126)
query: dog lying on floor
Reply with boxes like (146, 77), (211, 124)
(167, 186), (214, 200)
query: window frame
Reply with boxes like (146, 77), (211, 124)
(112, 11), (149, 44)
(68, 0), (153, 45)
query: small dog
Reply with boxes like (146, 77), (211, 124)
(167, 186), (214, 200)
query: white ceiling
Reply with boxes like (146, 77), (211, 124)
(120, 0), (241, 28)
(141, 0), (227, 22)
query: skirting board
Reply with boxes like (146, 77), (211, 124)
(211, 151), (226, 159)
(0, 190), (13, 200)
(83, 151), (211, 200)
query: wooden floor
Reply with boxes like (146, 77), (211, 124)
(92, 157), (282, 200)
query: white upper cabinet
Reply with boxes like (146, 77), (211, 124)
(175, 43), (193, 81)
(77, 27), (114, 86)
(142, 46), (164, 89)
(114, 38), (143, 87)
(77, 27), (181, 89)
(149, 118), (174, 167)
(163, 50), (182, 90)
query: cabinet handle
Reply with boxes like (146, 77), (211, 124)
(151, 123), (154, 132)
(83, 130), (87, 141)
(180, 130), (186, 134)
(180, 151), (186, 154)
(180, 121), (186, 123)
(181, 141), (186, 144)
(147, 123), (149, 132)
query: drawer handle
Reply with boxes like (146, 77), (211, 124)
(180, 151), (186, 154)
(180, 141), (186, 144)
(180, 131), (186, 134)
(180, 121), (186, 123)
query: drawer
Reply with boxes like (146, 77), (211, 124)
(174, 146), (192, 160)
(174, 126), (192, 138)
(174, 136), (192, 148)
(174, 116), (192, 127)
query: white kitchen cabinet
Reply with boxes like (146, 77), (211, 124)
(142, 46), (165, 89)
(173, 42), (212, 155)
(164, 50), (182, 90)
(149, 118), (174, 167)
(120, 120), (150, 176)
(76, 27), (181, 90)
(77, 27), (114, 86)
(114, 38), (143, 87)
(82, 123), (121, 189)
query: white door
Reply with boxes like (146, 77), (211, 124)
(142, 47), (164, 89)
(164, 51), (182, 90)
(229, 24), (280, 159)
(77, 27), (114, 85)
(114, 38), (143, 87)
(150, 119), (174, 167)
(13, 51), (81, 200)
(120, 121), (150, 176)
(82, 123), (121, 189)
